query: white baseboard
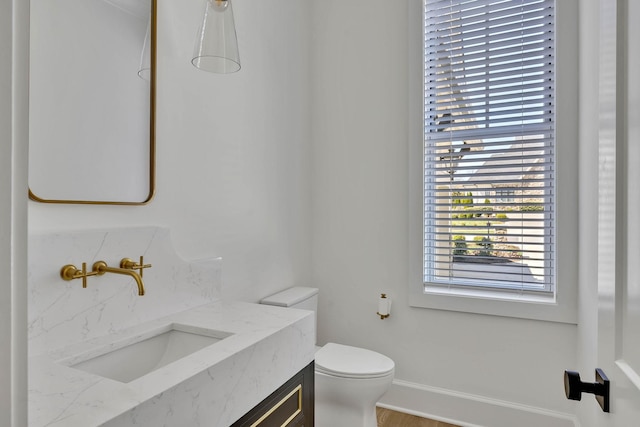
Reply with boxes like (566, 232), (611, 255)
(377, 380), (580, 427)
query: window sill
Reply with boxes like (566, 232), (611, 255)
(410, 285), (577, 324)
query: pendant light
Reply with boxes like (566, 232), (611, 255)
(192, 0), (241, 73)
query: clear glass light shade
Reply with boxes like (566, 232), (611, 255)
(138, 17), (151, 80)
(192, 0), (240, 73)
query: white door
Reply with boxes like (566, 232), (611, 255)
(580, 0), (640, 425)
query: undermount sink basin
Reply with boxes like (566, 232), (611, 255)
(64, 324), (232, 383)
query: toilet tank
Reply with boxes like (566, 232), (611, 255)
(261, 288), (319, 341)
(260, 287), (319, 313)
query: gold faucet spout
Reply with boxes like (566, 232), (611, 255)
(92, 261), (145, 296)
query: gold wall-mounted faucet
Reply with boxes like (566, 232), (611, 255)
(60, 257), (150, 296)
(92, 261), (146, 296)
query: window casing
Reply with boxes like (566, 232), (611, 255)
(409, 0), (578, 323)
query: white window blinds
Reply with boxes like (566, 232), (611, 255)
(423, 0), (555, 293)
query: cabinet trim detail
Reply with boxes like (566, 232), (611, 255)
(231, 362), (314, 427)
(250, 384), (302, 427)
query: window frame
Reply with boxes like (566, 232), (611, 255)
(408, 0), (578, 323)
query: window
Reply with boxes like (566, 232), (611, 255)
(424, 0), (555, 294)
(409, 0), (578, 322)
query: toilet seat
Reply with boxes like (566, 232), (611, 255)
(315, 343), (395, 379)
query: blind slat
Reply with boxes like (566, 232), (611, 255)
(425, 0), (551, 23)
(427, 31), (554, 58)
(424, 125), (553, 142)
(426, 141), (553, 155)
(426, 54), (554, 79)
(426, 110), (554, 132)
(425, 91), (555, 117)
(425, 10), (554, 37)
(427, 39), (554, 68)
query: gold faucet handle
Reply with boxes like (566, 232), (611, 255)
(60, 262), (98, 288)
(120, 256), (152, 277)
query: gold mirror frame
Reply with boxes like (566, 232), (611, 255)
(28, 0), (156, 205)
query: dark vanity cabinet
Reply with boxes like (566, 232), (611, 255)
(231, 362), (314, 427)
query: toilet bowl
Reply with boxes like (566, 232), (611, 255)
(260, 287), (395, 427)
(315, 342), (394, 427)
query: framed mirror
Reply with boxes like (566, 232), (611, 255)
(28, 0), (156, 205)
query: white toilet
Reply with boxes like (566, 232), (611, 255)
(260, 287), (395, 427)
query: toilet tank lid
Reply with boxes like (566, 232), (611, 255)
(260, 287), (319, 307)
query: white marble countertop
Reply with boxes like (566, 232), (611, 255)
(29, 300), (315, 427)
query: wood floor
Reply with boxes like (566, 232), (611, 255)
(376, 407), (460, 427)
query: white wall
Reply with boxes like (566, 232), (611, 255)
(310, 0), (578, 417)
(28, 0), (313, 303)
